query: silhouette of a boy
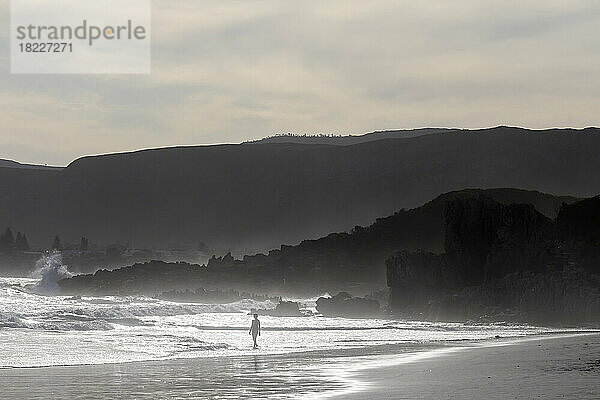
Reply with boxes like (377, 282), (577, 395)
(249, 313), (261, 348)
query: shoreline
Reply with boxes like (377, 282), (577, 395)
(1, 332), (598, 398)
(2, 328), (595, 370)
(337, 332), (600, 399)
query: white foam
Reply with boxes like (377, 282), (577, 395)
(28, 251), (73, 294)
(0, 276), (567, 369)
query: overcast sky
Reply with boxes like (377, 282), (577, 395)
(2, 0), (600, 166)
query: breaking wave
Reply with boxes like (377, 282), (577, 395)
(63, 298), (278, 319)
(0, 293), (278, 332)
(0, 275), (564, 369)
(0, 311), (24, 329)
(28, 251), (72, 294)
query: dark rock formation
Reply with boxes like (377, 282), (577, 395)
(421, 269), (600, 324)
(251, 300), (307, 317)
(387, 196), (600, 324)
(444, 197), (558, 284)
(57, 188), (581, 297)
(556, 196), (600, 274)
(161, 188), (579, 290)
(316, 292), (380, 318)
(386, 251), (453, 311)
(58, 261), (207, 295)
(557, 195), (600, 244)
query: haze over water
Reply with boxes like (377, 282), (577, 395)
(0, 256), (557, 369)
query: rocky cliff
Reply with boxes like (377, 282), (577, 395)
(444, 198), (558, 284)
(57, 188), (582, 297)
(387, 196), (600, 324)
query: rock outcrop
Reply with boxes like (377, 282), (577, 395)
(445, 198), (558, 283)
(316, 292), (380, 318)
(56, 189), (580, 297)
(251, 300), (307, 317)
(387, 196), (600, 324)
(386, 251), (454, 311)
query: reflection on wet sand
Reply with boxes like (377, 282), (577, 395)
(1, 350), (356, 399)
(0, 343), (446, 399)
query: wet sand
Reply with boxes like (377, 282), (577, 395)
(0, 334), (598, 399)
(0, 343), (437, 399)
(341, 333), (600, 399)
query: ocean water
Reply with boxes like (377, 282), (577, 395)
(0, 254), (558, 369)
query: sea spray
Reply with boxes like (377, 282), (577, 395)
(29, 251), (72, 294)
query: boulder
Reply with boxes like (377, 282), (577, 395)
(316, 292), (380, 317)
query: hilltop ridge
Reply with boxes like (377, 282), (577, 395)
(1, 126), (599, 253)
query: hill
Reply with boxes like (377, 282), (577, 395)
(1, 126), (599, 253)
(251, 128), (457, 145)
(0, 159), (61, 170)
(58, 188), (580, 296)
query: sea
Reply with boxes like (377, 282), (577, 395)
(0, 252), (563, 371)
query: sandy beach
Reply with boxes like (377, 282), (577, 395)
(341, 333), (600, 399)
(1, 333), (598, 399)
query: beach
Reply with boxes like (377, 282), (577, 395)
(342, 333), (600, 399)
(1, 333), (598, 399)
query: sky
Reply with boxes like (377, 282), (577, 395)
(1, 0), (600, 166)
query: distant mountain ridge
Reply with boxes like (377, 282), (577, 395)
(0, 126), (599, 251)
(249, 127), (458, 145)
(0, 159), (61, 171)
(249, 126), (597, 146)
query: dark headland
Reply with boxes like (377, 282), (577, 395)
(58, 188), (600, 325)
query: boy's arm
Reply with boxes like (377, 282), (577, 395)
(258, 320), (261, 335)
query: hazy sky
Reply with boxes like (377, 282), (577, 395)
(2, 0), (600, 166)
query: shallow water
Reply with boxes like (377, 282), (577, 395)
(0, 276), (558, 369)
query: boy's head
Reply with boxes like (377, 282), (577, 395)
(253, 313), (258, 319)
